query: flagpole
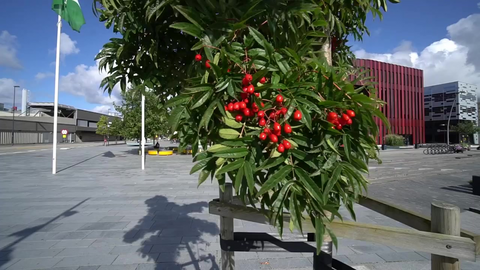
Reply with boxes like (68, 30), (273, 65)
(52, 14), (62, 175)
(141, 94), (145, 170)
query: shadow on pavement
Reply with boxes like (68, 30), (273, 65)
(102, 151), (116, 158)
(124, 196), (220, 270)
(441, 184), (474, 195)
(56, 152), (107, 173)
(0, 199), (89, 268)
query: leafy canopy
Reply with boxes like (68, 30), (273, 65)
(96, 115), (110, 136)
(94, 0), (397, 251)
(114, 89), (169, 140)
(451, 121), (480, 136)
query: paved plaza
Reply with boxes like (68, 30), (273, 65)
(0, 143), (479, 270)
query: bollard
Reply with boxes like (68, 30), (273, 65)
(220, 183), (234, 270)
(431, 202), (460, 270)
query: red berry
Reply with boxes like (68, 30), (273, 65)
(277, 144), (285, 153)
(243, 108), (251, 116)
(257, 111), (265, 118)
(205, 60), (211, 68)
(273, 122), (281, 133)
(327, 112), (338, 122)
(282, 140), (291, 149)
(224, 105), (228, 111)
(244, 98), (249, 104)
(227, 69), (231, 72)
(252, 103), (258, 110)
(195, 54), (202, 62)
(339, 118), (347, 126)
(259, 77), (266, 84)
(332, 119), (340, 125)
(342, 114), (350, 121)
(264, 128), (271, 134)
(259, 133), (267, 141)
(254, 92), (260, 97)
(245, 74), (253, 82)
(281, 107), (287, 115)
(239, 102), (247, 109)
(269, 134), (278, 143)
(346, 109), (356, 118)
(261, 102), (265, 107)
(269, 112), (276, 119)
(235, 115), (243, 122)
(259, 118), (266, 126)
(242, 86), (248, 93)
(347, 118), (353, 125)
(336, 123), (343, 130)
(242, 78), (249, 86)
(284, 124), (292, 133)
(227, 103), (234, 111)
(293, 110), (302, 121)
(241, 93), (248, 100)
(274, 129), (281, 136)
(276, 94), (284, 103)
(252, 107), (259, 113)
(233, 103), (240, 111)
(247, 85), (255, 94)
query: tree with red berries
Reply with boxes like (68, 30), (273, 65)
(94, 0), (396, 251)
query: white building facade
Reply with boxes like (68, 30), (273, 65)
(424, 81), (478, 144)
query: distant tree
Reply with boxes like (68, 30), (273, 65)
(451, 121), (480, 143)
(96, 115), (109, 137)
(108, 117), (124, 143)
(114, 89), (169, 141)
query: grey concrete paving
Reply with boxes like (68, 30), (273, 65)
(0, 143), (478, 269)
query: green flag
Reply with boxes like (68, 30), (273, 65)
(52, 0), (86, 32)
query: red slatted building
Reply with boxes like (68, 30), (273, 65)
(354, 59), (425, 145)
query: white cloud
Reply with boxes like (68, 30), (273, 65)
(354, 13), (480, 99)
(92, 105), (114, 114)
(59, 60), (122, 106)
(51, 33), (80, 57)
(35, 72), (54, 80)
(0, 78), (24, 107)
(0, 31), (22, 69)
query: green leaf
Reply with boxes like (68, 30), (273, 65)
(256, 155), (286, 171)
(208, 144), (231, 153)
(224, 117), (243, 129)
(289, 194), (303, 233)
(193, 151), (208, 162)
(168, 106), (186, 131)
(165, 95), (190, 107)
(199, 101), (217, 130)
(322, 164), (342, 201)
(297, 104), (312, 130)
(219, 128), (240, 139)
(343, 134), (351, 161)
(248, 26), (267, 48)
(351, 93), (374, 104)
(190, 157), (212, 174)
(170, 22), (203, 38)
(313, 20), (327, 27)
(326, 138), (340, 155)
(216, 159), (244, 175)
(234, 166), (244, 192)
(184, 85), (212, 93)
(314, 218), (325, 255)
(257, 165), (292, 196)
(191, 90), (212, 109)
(295, 167), (324, 205)
(198, 169), (210, 187)
(244, 162), (255, 195)
(213, 148), (249, 158)
(172, 5), (204, 31)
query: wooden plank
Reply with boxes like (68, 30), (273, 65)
(209, 200), (477, 261)
(219, 184), (234, 270)
(358, 196), (477, 240)
(431, 202), (460, 270)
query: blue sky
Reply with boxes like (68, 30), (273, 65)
(0, 0), (479, 112)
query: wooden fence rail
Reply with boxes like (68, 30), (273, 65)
(213, 184), (479, 270)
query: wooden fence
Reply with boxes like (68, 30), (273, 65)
(209, 183), (479, 270)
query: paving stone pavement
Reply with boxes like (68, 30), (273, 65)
(0, 144), (478, 270)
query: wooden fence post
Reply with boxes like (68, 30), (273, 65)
(220, 183), (234, 270)
(431, 202), (460, 270)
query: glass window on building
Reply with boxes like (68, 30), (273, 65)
(77, 120), (88, 127)
(88, 122), (97, 128)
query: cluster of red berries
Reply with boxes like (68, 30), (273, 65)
(195, 54), (211, 68)
(327, 110), (356, 130)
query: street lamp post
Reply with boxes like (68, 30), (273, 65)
(12, 86), (20, 145)
(446, 94), (459, 146)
